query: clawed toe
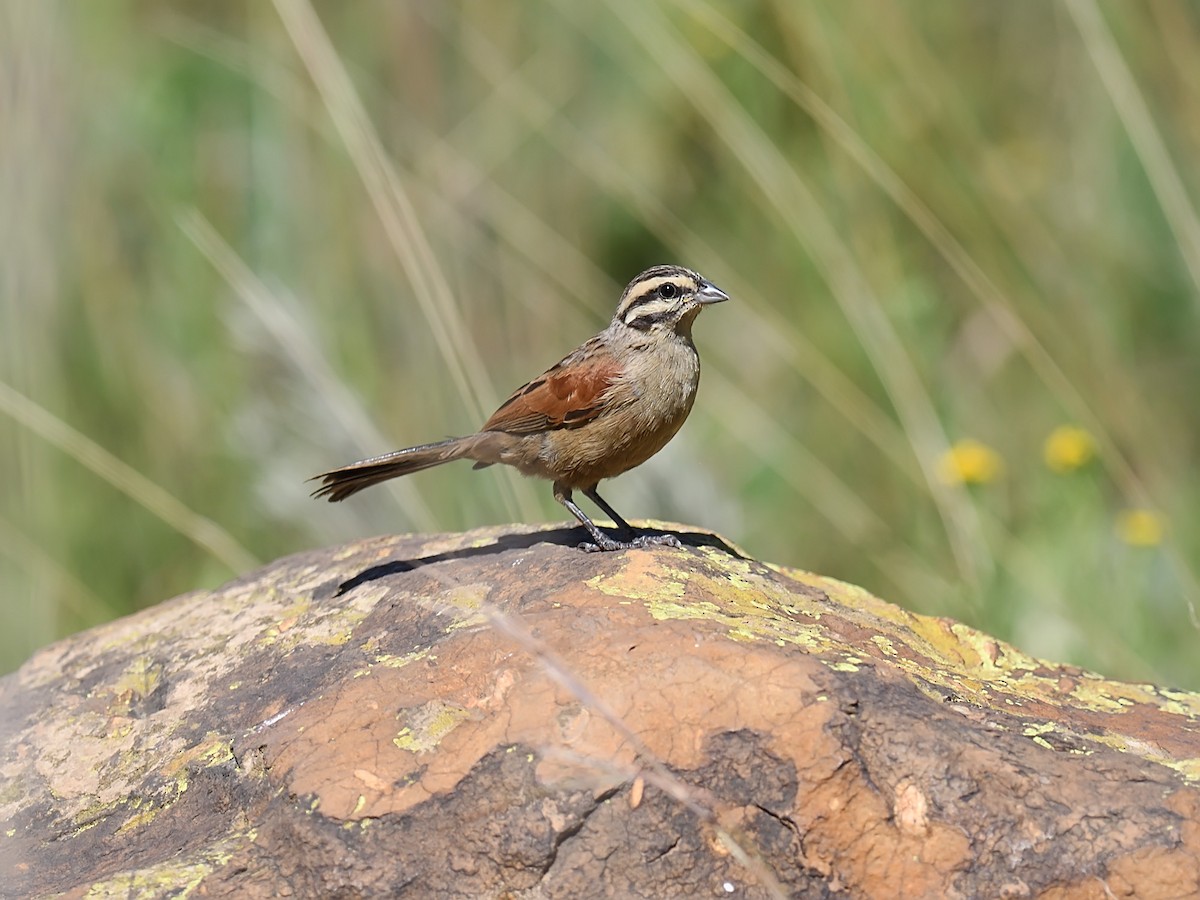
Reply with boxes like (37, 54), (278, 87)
(629, 533), (681, 549)
(577, 532), (681, 553)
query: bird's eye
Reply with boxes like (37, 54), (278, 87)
(659, 282), (678, 299)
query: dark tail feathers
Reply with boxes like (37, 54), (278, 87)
(310, 437), (470, 502)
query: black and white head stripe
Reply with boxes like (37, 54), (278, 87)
(616, 266), (703, 327)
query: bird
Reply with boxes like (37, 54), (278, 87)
(310, 265), (729, 551)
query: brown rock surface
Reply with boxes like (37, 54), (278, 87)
(2, 523), (1199, 898)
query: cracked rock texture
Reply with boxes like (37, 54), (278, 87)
(2, 522), (1200, 898)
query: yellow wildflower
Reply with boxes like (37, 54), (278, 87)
(937, 439), (1004, 485)
(1116, 509), (1165, 547)
(1043, 425), (1096, 473)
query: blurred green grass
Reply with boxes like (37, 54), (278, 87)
(2, 1), (1198, 686)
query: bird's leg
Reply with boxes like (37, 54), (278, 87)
(582, 485), (634, 533)
(554, 483), (681, 552)
(583, 485), (681, 549)
(554, 483), (622, 550)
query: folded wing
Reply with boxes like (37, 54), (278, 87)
(481, 338), (623, 434)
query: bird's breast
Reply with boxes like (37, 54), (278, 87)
(549, 337), (701, 485)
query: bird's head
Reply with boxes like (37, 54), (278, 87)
(613, 265), (730, 337)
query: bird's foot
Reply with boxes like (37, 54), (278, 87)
(578, 532), (682, 553)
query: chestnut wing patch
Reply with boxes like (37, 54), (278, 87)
(481, 347), (622, 435)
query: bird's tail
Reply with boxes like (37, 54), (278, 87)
(309, 437), (472, 502)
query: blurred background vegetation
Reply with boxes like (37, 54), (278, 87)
(2, 1), (1198, 686)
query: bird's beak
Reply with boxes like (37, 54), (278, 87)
(696, 280), (730, 305)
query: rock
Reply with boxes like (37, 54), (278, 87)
(2, 523), (1199, 898)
